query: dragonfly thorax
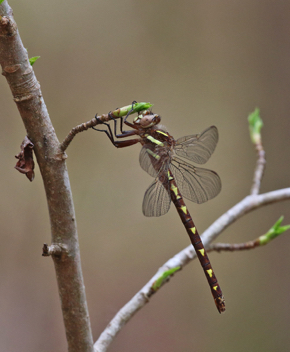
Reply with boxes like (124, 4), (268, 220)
(133, 110), (161, 128)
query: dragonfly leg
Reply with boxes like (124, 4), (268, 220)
(92, 114), (115, 144)
(109, 100), (138, 134)
(108, 110), (126, 134)
(108, 111), (128, 138)
(112, 138), (140, 148)
(123, 100), (137, 130)
(92, 114), (140, 148)
(108, 103), (139, 137)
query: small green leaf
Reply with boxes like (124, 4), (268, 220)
(0, 0), (5, 4)
(259, 216), (290, 245)
(151, 267), (180, 291)
(111, 102), (153, 118)
(248, 108), (263, 144)
(29, 56), (40, 66)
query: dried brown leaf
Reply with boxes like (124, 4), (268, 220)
(15, 136), (35, 181)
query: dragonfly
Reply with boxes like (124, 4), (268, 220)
(93, 104), (225, 313)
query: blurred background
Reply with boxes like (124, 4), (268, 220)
(1, 1), (290, 351)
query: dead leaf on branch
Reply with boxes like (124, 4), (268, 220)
(15, 136), (35, 181)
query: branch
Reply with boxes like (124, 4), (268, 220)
(94, 187), (290, 351)
(59, 102), (153, 152)
(208, 216), (290, 252)
(0, 2), (94, 351)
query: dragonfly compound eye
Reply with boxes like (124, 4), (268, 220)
(140, 115), (156, 127)
(139, 114), (161, 128)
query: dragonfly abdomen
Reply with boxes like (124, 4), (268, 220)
(168, 170), (226, 313)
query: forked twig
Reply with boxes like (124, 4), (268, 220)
(94, 188), (290, 352)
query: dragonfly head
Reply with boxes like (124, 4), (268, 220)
(133, 110), (161, 128)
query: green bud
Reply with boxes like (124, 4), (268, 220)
(29, 56), (41, 66)
(151, 267), (180, 291)
(248, 108), (263, 144)
(259, 216), (290, 245)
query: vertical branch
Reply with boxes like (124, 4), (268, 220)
(0, 2), (94, 351)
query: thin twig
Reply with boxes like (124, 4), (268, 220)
(208, 215), (290, 252)
(59, 114), (108, 152)
(59, 102), (152, 152)
(248, 109), (265, 195)
(250, 141), (266, 195)
(94, 187), (290, 352)
(208, 240), (259, 252)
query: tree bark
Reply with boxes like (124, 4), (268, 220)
(0, 2), (94, 351)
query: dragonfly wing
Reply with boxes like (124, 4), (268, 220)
(175, 126), (219, 164)
(142, 175), (171, 217)
(170, 157), (221, 204)
(139, 144), (161, 177)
